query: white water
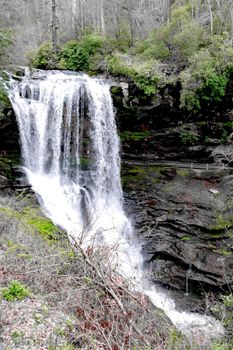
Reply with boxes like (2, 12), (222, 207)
(9, 70), (224, 344)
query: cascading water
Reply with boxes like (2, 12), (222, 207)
(8, 70), (224, 343)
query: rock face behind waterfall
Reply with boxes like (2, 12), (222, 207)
(123, 163), (233, 294)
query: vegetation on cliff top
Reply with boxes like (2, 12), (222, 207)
(29, 0), (233, 111)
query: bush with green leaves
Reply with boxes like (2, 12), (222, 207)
(0, 74), (11, 120)
(0, 28), (13, 67)
(31, 41), (57, 69)
(107, 54), (159, 96)
(1, 280), (30, 301)
(134, 2), (203, 62)
(110, 22), (133, 52)
(179, 127), (200, 145)
(180, 35), (233, 111)
(78, 34), (107, 56)
(59, 41), (90, 71)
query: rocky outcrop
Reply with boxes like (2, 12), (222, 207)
(111, 78), (233, 162)
(123, 162), (233, 294)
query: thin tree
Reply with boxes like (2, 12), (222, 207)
(51, 0), (58, 54)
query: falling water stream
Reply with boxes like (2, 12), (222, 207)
(8, 70), (224, 343)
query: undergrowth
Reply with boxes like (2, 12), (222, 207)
(1, 280), (30, 301)
(0, 194), (232, 349)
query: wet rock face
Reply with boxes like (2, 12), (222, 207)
(111, 79), (233, 162)
(0, 111), (20, 153)
(123, 163), (233, 294)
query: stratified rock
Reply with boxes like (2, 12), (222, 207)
(123, 163), (233, 293)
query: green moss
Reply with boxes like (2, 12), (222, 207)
(0, 206), (61, 242)
(180, 236), (191, 241)
(0, 155), (20, 180)
(179, 128), (199, 145)
(127, 166), (146, 175)
(177, 169), (189, 177)
(79, 157), (92, 167)
(1, 280), (30, 301)
(166, 328), (186, 349)
(210, 214), (233, 231)
(26, 216), (58, 241)
(213, 249), (232, 256)
(120, 131), (151, 141)
(209, 233), (222, 239)
(222, 294), (233, 308)
(148, 166), (163, 174)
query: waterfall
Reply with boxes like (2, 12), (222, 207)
(8, 70), (224, 343)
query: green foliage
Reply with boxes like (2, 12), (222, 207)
(0, 28), (13, 66)
(26, 216), (58, 241)
(210, 214), (233, 231)
(11, 330), (24, 339)
(111, 22), (133, 52)
(59, 41), (90, 71)
(180, 39), (233, 111)
(173, 21), (204, 60)
(222, 294), (233, 308)
(1, 280), (30, 301)
(212, 344), (231, 350)
(0, 77), (11, 120)
(179, 128), (199, 145)
(107, 54), (159, 96)
(78, 34), (107, 56)
(32, 35), (109, 72)
(166, 328), (185, 349)
(31, 42), (57, 69)
(134, 73), (159, 96)
(135, 3), (203, 62)
(120, 131), (151, 141)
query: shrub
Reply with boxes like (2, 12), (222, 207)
(59, 41), (90, 71)
(31, 41), (57, 69)
(0, 78), (11, 120)
(78, 34), (107, 56)
(107, 54), (159, 96)
(180, 46), (230, 111)
(111, 22), (133, 52)
(173, 21), (204, 60)
(1, 280), (30, 301)
(179, 128), (199, 145)
(0, 28), (13, 67)
(26, 216), (58, 241)
(135, 3), (203, 62)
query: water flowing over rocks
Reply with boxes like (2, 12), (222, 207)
(0, 69), (229, 341)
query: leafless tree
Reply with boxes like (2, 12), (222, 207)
(211, 145), (233, 168)
(51, 0), (58, 54)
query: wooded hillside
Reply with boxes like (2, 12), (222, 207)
(1, 0), (233, 64)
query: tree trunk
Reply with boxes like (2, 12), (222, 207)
(100, 0), (106, 35)
(51, 0), (58, 54)
(206, 0), (213, 35)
